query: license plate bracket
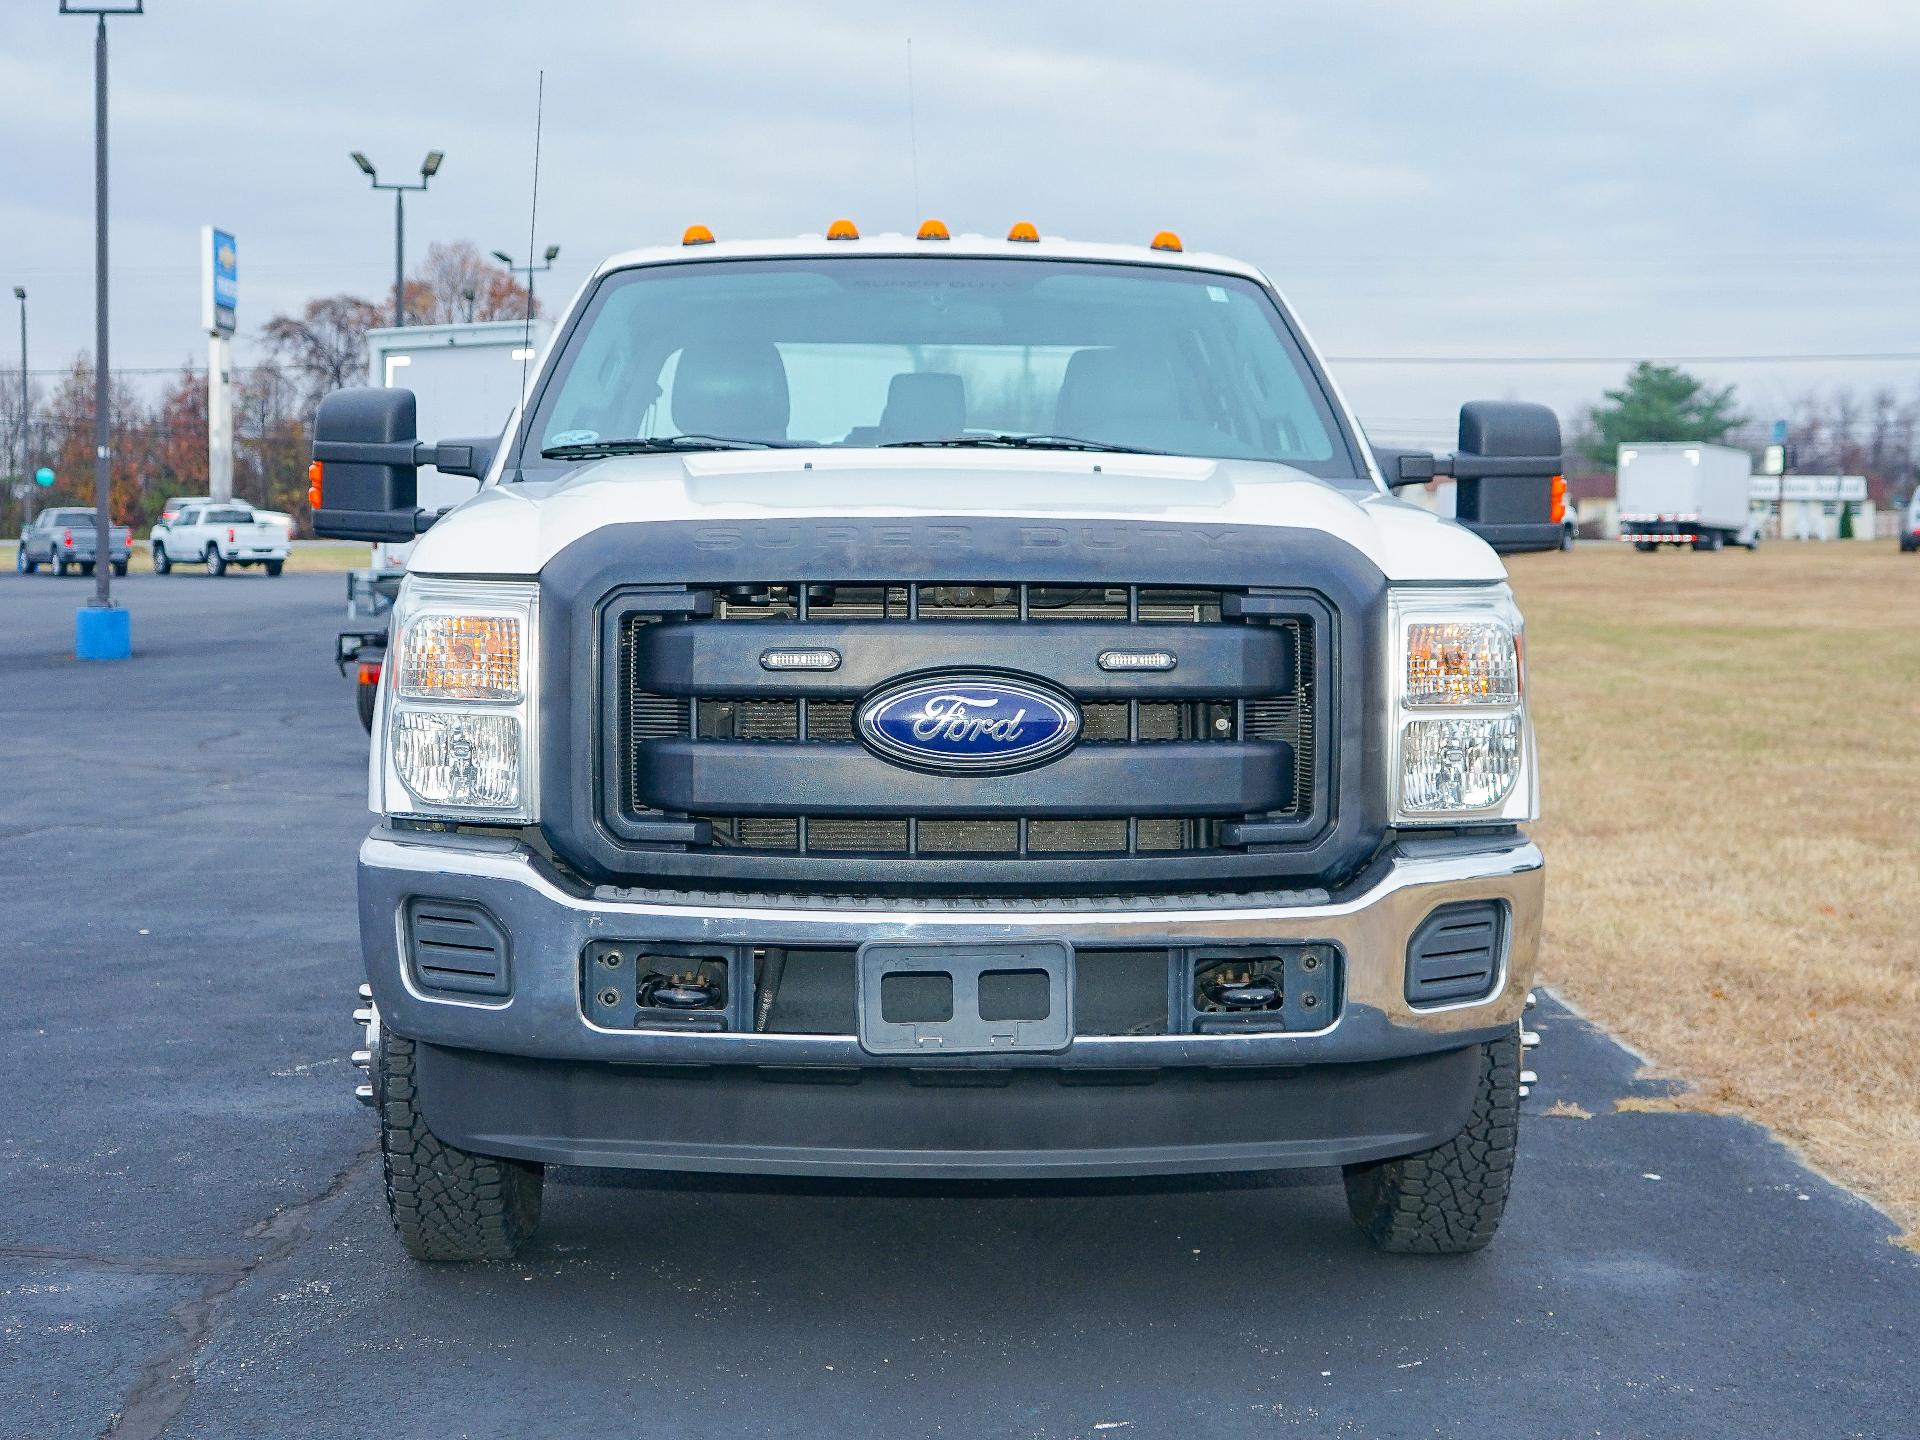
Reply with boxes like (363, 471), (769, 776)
(856, 940), (1073, 1056)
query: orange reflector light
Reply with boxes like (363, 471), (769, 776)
(1550, 474), (1567, 525)
(917, 219), (950, 241)
(826, 218), (860, 240)
(681, 224), (715, 245)
(1150, 230), (1183, 252)
(357, 660), (382, 686)
(306, 460), (323, 510)
(1007, 221), (1039, 242)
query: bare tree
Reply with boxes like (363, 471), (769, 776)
(260, 294), (387, 414)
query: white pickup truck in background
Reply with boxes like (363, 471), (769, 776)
(150, 501), (293, 576)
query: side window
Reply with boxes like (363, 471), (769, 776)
(179, 507), (200, 525)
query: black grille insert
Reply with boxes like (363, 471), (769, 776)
(614, 582), (1323, 860)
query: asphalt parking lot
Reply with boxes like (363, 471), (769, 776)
(4, 570), (1916, 1439)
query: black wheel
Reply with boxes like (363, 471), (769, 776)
(78, 560), (94, 575)
(1693, 532), (1723, 553)
(14, 547), (32, 574)
(375, 1028), (543, 1262)
(1633, 541), (1656, 553)
(264, 558), (284, 577)
(1343, 1028), (1521, 1254)
(356, 676), (378, 732)
(206, 546), (226, 576)
(54, 555), (69, 575)
(112, 559), (128, 576)
(1558, 524), (1575, 551)
(152, 541), (171, 575)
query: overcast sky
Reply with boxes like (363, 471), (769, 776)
(4, 0), (1917, 447)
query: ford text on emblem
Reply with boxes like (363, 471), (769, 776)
(857, 674), (1082, 774)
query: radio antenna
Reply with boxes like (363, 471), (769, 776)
(512, 69), (545, 482)
(905, 38), (921, 219)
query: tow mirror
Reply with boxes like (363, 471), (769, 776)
(1379, 401), (1565, 554)
(309, 387), (481, 541)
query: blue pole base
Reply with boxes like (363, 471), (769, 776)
(75, 604), (132, 661)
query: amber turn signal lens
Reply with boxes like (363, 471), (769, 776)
(306, 460), (323, 510)
(1550, 474), (1567, 525)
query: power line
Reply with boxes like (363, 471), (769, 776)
(1328, 351), (1920, 366)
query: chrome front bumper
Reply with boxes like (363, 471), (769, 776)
(358, 829), (1543, 1070)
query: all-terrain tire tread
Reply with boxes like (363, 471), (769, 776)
(1343, 1029), (1520, 1255)
(377, 1030), (542, 1262)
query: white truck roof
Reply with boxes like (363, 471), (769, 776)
(592, 230), (1271, 284)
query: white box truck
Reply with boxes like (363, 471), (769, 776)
(339, 320), (553, 728)
(1616, 441), (1760, 551)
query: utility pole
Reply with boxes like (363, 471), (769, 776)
(491, 244), (560, 325)
(351, 150), (444, 328)
(61, 1), (141, 659)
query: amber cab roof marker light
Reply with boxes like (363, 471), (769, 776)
(1150, 230), (1183, 252)
(681, 224), (715, 246)
(825, 218), (860, 241)
(1006, 221), (1040, 242)
(916, 218), (951, 241)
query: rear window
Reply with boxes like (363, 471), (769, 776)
(54, 511), (96, 526)
(207, 508), (254, 524)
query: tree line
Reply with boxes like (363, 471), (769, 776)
(2, 242), (535, 534)
(1571, 362), (1919, 505)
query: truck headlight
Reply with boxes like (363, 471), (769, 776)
(378, 578), (539, 821)
(1389, 587), (1535, 825)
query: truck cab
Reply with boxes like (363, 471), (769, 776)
(312, 225), (1561, 1262)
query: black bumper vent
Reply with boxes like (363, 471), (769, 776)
(405, 899), (512, 998)
(1405, 901), (1506, 1006)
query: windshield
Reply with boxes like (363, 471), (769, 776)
(515, 256), (1366, 486)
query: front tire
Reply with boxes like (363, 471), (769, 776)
(376, 1029), (543, 1262)
(206, 546), (226, 576)
(1343, 1028), (1520, 1254)
(14, 548), (32, 574)
(356, 676), (379, 732)
(152, 541), (171, 574)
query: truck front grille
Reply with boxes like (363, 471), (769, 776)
(612, 582), (1322, 861)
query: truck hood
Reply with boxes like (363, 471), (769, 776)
(407, 449), (1505, 584)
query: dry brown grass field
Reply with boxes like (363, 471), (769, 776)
(1508, 538), (1920, 1245)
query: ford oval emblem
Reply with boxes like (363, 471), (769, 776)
(857, 673), (1082, 775)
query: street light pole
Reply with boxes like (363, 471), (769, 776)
(12, 287), (27, 529)
(490, 244), (559, 324)
(62, 2), (142, 637)
(351, 150), (443, 329)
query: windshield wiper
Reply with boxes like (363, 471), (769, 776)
(540, 434), (794, 459)
(879, 433), (1161, 455)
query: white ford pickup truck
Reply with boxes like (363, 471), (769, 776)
(311, 225), (1560, 1262)
(150, 501), (291, 576)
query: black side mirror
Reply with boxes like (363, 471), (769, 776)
(310, 388), (482, 541)
(1378, 402), (1565, 554)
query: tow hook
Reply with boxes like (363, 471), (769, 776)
(1201, 969), (1281, 1010)
(641, 969), (725, 1010)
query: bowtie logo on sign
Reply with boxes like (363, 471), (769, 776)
(858, 674), (1082, 774)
